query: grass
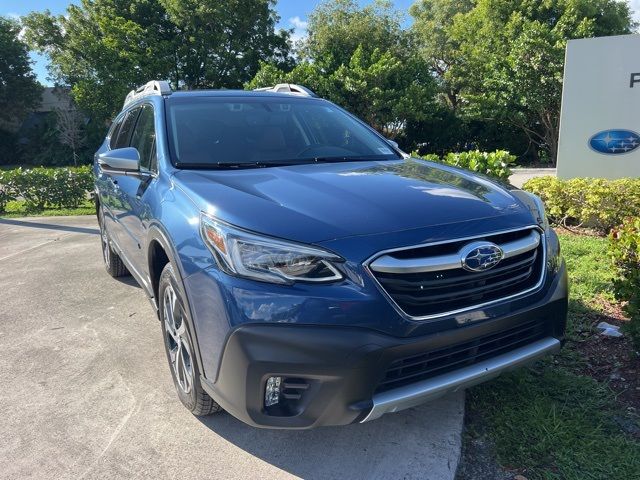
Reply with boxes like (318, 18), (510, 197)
(464, 233), (640, 480)
(0, 199), (95, 218)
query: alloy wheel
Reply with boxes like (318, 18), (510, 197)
(163, 284), (194, 394)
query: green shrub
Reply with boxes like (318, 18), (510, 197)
(609, 217), (640, 349)
(411, 149), (516, 182)
(0, 170), (17, 213)
(417, 153), (440, 163)
(0, 166), (93, 213)
(523, 177), (640, 232)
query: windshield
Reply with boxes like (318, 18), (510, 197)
(165, 96), (401, 168)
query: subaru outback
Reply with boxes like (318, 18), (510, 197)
(94, 81), (567, 429)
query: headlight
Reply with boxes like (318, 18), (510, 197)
(200, 213), (344, 284)
(512, 190), (549, 230)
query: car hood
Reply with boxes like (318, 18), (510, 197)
(173, 159), (533, 244)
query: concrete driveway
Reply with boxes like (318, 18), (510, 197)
(0, 215), (464, 480)
(509, 167), (556, 188)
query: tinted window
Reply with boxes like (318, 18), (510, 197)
(113, 107), (140, 149)
(165, 97), (400, 167)
(130, 104), (156, 171)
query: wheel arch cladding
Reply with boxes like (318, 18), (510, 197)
(149, 239), (170, 301)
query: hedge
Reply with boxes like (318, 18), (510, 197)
(523, 176), (640, 348)
(0, 166), (93, 213)
(523, 176), (640, 233)
(610, 217), (640, 349)
(412, 150), (516, 182)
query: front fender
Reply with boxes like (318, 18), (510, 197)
(145, 176), (221, 379)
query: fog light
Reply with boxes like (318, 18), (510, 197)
(265, 376), (282, 407)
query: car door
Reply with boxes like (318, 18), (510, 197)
(112, 103), (158, 278)
(101, 106), (142, 251)
(96, 109), (138, 248)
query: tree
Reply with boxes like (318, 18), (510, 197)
(23, 0), (291, 125)
(249, 0), (437, 143)
(161, 0), (291, 89)
(0, 17), (42, 126)
(17, 112), (72, 166)
(331, 46), (435, 138)
(448, 0), (634, 163)
(55, 107), (85, 166)
(301, 0), (406, 71)
(410, 0), (473, 112)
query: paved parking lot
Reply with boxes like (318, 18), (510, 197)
(0, 215), (464, 480)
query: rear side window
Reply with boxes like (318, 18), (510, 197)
(113, 108), (140, 149)
(108, 118), (123, 149)
(129, 104), (157, 172)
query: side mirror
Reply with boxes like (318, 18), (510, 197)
(386, 138), (410, 158)
(98, 147), (140, 173)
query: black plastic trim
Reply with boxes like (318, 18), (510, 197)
(202, 262), (568, 429)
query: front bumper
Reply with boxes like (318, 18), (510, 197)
(201, 262), (568, 429)
(363, 337), (560, 422)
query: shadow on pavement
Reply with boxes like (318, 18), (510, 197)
(196, 399), (460, 480)
(0, 217), (99, 235)
(113, 275), (142, 289)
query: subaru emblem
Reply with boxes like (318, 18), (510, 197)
(460, 241), (504, 272)
(589, 129), (640, 155)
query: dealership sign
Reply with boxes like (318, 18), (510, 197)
(557, 35), (640, 179)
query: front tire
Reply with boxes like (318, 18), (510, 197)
(98, 207), (129, 278)
(158, 263), (222, 416)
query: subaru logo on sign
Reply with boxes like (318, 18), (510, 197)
(459, 242), (504, 272)
(589, 129), (640, 155)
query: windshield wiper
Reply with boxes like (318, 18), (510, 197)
(175, 156), (398, 170)
(308, 156), (394, 163)
(176, 161), (297, 169)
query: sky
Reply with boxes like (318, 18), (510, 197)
(0, 0), (638, 86)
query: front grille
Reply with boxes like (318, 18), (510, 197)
(369, 228), (545, 319)
(375, 319), (548, 393)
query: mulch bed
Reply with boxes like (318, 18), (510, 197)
(573, 335), (640, 412)
(569, 302), (640, 423)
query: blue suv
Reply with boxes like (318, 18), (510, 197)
(94, 81), (568, 429)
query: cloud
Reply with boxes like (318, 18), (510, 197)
(289, 16), (308, 30)
(289, 16), (308, 43)
(630, 0), (640, 23)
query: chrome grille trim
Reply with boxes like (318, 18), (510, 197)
(363, 225), (547, 321)
(370, 230), (540, 274)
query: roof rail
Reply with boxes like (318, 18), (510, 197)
(123, 80), (172, 107)
(254, 83), (317, 97)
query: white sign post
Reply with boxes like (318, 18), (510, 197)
(557, 34), (640, 179)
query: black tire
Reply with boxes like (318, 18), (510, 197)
(158, 263), (222, 416)
(98, 207), (130, 278)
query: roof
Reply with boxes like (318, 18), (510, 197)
(168, 89), (322, 99)
(38, 87), (73, 112)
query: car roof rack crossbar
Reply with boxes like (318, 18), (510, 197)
(254, 83), (317, 97)
(124, 80), (172, 107)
